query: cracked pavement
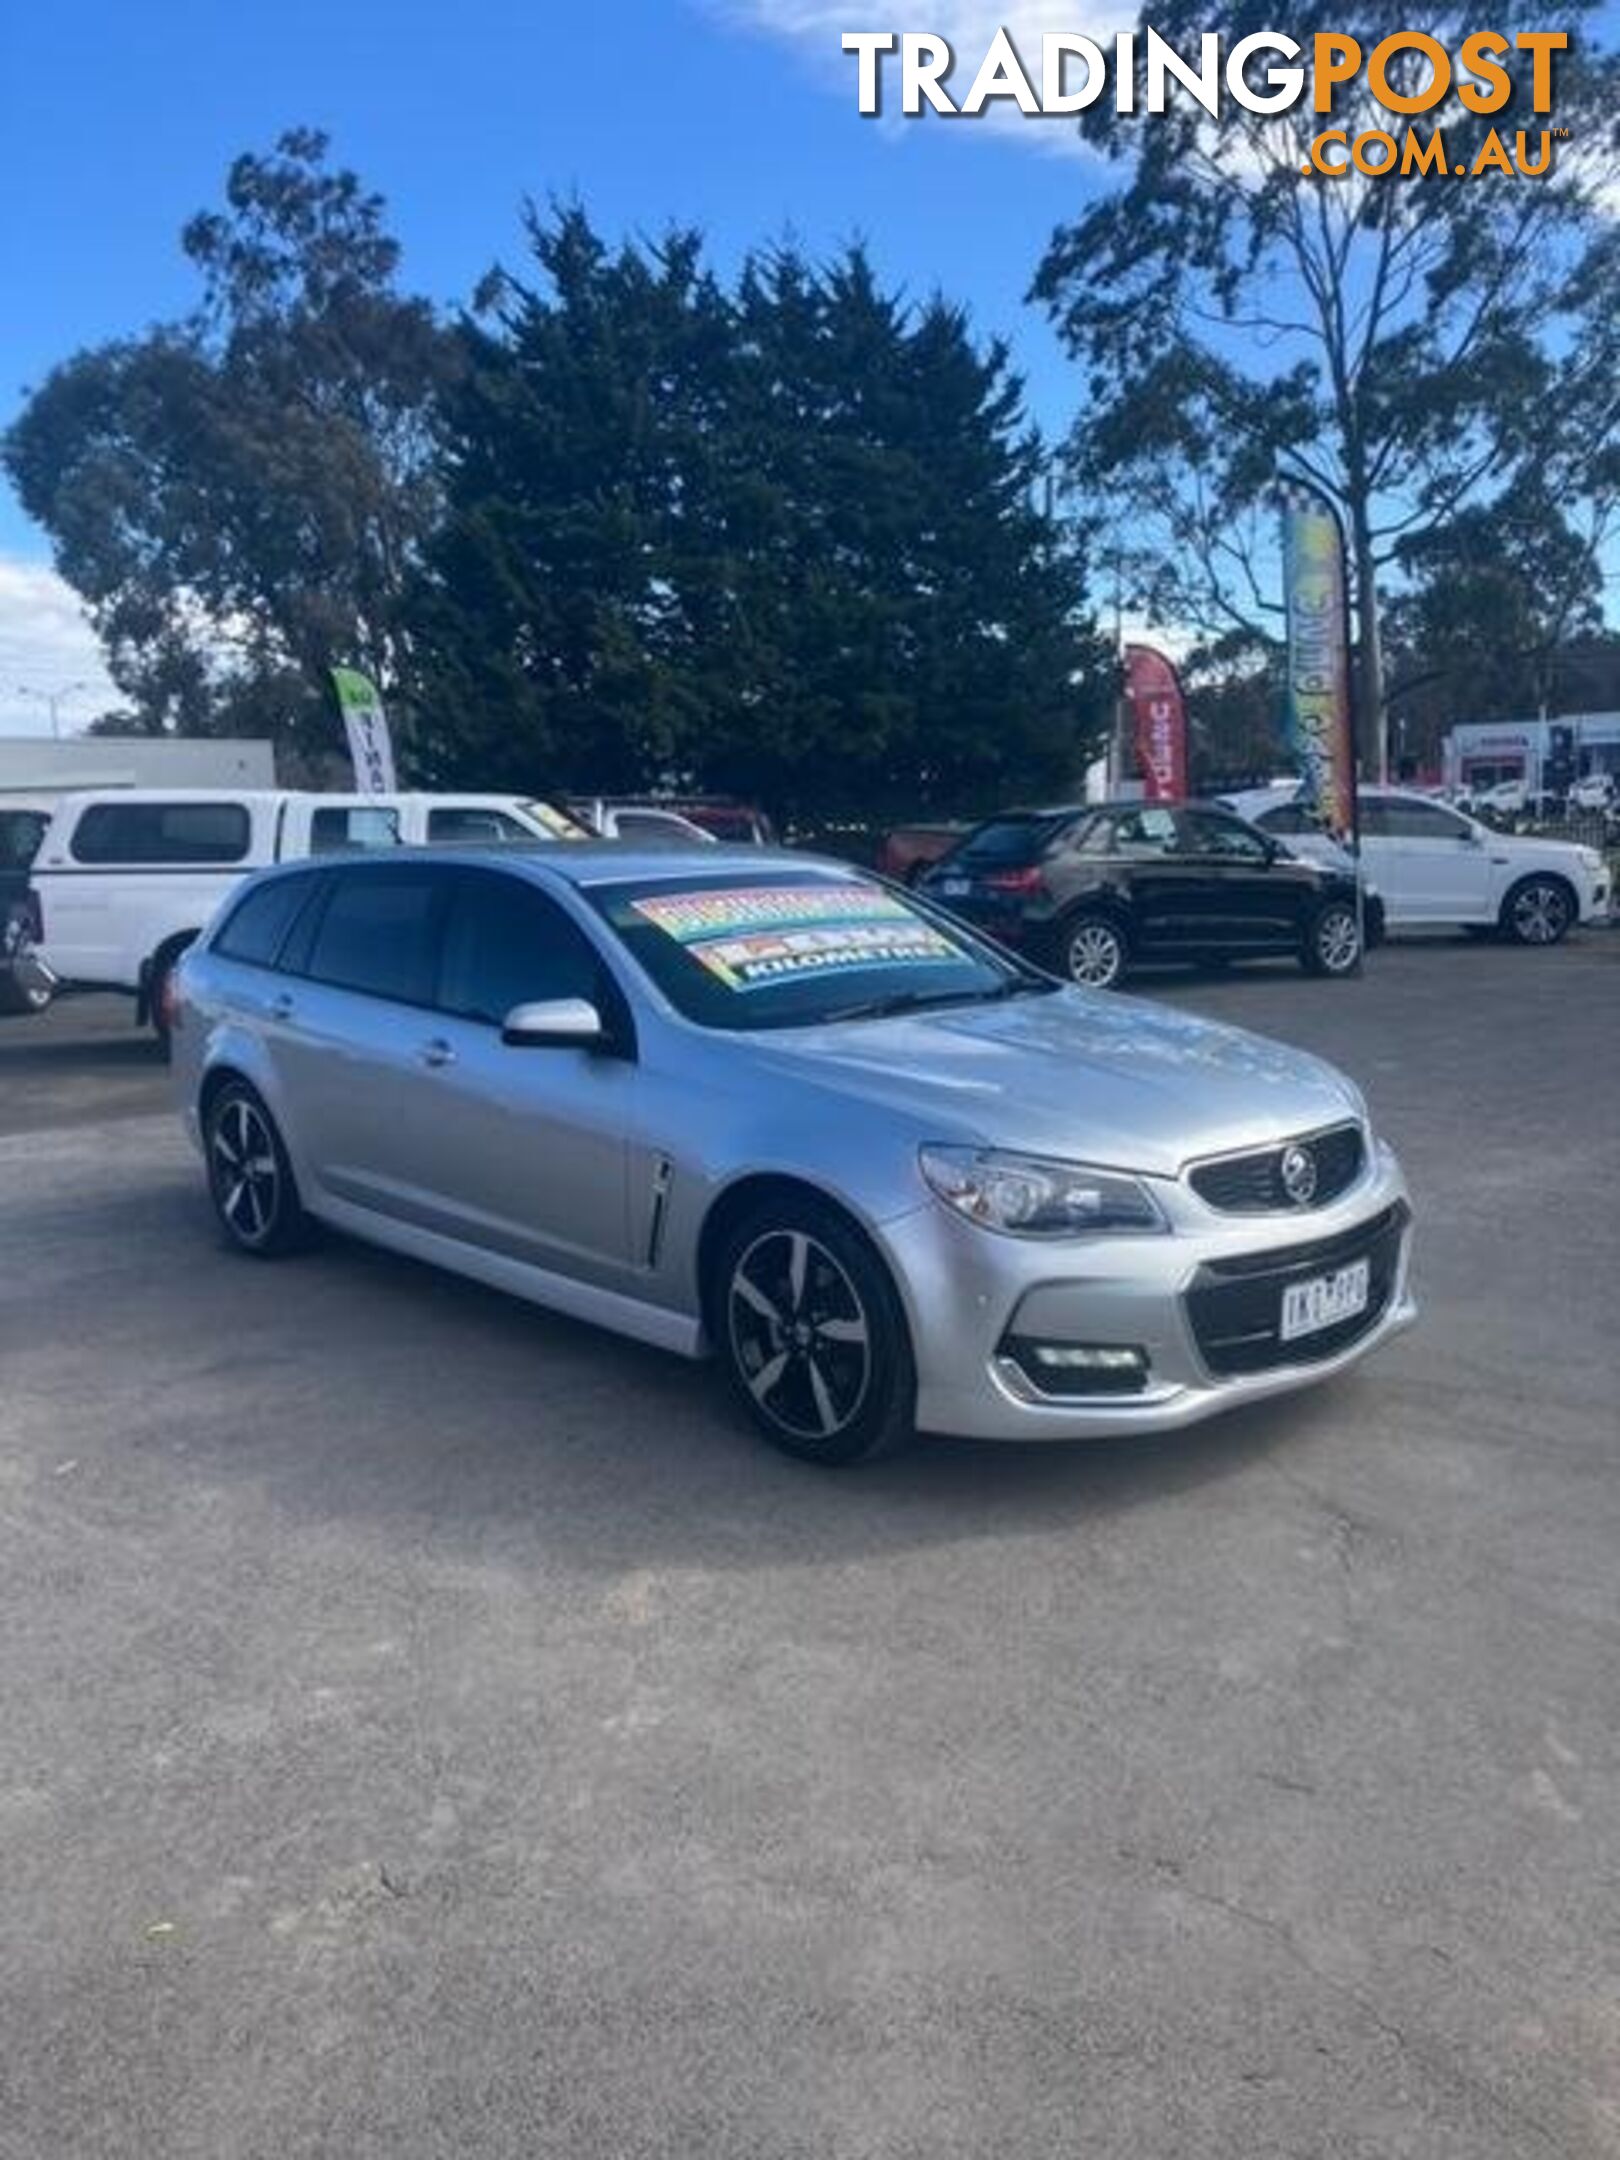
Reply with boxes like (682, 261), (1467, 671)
(1, 935), (1617, 2158)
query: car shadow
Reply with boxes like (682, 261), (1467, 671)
(26, 1178), (1339, 1583)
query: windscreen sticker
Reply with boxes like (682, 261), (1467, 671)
(631, 884), (959, 991)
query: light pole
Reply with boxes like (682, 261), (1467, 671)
(11, 680), (91, 737)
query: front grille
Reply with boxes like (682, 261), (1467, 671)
(1185, 1202), (1409, 1377)
(1189, 1123), (1365, 1214)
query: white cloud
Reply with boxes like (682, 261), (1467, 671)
(715, 1), (1134, 155)
(0, 557), (119, 736)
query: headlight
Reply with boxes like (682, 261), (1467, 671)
(919, 1145), (1167, 1238)
(1578, 848), (1604, 873)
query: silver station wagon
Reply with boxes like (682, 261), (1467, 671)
(172, 846), (1416, 1464)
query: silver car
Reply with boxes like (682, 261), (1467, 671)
(172, 847), (1416, 1464)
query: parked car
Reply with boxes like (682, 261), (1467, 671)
(0, 796), (55, 1015)
(1356, 786), (1611, 941)
(1472, 777), (1531, 819)
(1569, 771), (1617, 813)
(171, 845), (1415, 1464)
(918, 801), (1368, 989)
(28, 789), (586, 1039)
(568, 798), (720, 846)
(877, 821), (975, 885)
(659, 798), (776, 846)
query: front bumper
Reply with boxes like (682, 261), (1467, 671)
(879, 1140), (1416, 1441)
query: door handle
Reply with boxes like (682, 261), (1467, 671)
(419, 1037), (456, 1069)
(269, 992), (294, 1021)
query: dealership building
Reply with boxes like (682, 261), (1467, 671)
(1440, 712), (1620, 794)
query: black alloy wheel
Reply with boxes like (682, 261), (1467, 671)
(716, 1197), (914, 1464)
(205, 1082), (309, 1257)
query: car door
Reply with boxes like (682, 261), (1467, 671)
(268, 860), (459, 1220)
(1173, 807), (1300, 949)
(1363, 795), (1494, 924)
(409, 866), (636, 1291)
(1104, 804), (1199, 952)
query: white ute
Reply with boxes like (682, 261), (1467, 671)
(28, 789), (585, 1037)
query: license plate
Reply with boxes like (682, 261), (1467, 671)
(938, 877), (971, 897)
(1279, 1258), (1370, 1342)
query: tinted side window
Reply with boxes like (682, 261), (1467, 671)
(309, 806), (401, 853)
(1358, 798), (1393, 837)
(427, 808), (534, 843)
(1178, 809), (1269, 862)
(213, 877), (313, 968)
(0, 810), (48, 869)
(1383, 799), (1470, 840)
(305, 867), (446, 1005)
(1256, 804), (1312, 835)
(437, 871), (602, 1025)
(71, 802), (251, 865)
(1108, 806), (1179, 855)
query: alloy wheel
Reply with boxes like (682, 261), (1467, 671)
(1066, 921), (1124, 989)
(1316, 905), (1361, 974)
(211, 1096), (282, 1247)
(728, 1229), (872, 1442)
(1510, 880), (1569, 945)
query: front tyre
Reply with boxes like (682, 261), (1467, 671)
(1059, 910), (1129, 991)
(1501, 875), (1574, 947)
(714, 1197), (914, 1465)
(204, 1081), (309, 1257)
(1301, 899), (1362, 977)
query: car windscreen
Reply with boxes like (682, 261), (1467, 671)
(589, 869), (1028, 1031)
(948, 815), (1068, 866)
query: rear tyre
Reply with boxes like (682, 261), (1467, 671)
(0, 911), (50, 1016)
(1059, 910), (1129, 991)
(146, 940), (193, 1052)
(1501, 875), (1574, 947)
(204, 1081), (310, 1258)
(713, 1195), (914, 1465)
(1301, 899), (1362, 977)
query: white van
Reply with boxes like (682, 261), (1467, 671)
(29, 790), (586, 1035)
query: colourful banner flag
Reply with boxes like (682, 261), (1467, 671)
(330, 667), (397, 795)
(1123, 644), (1189, 802)
(1280, 482), (1356, 847)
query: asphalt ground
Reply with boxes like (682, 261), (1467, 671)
(2, 934), (1618, 2159)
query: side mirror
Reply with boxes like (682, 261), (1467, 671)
(501, 996), (605, 1049)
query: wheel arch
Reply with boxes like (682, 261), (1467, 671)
(198, 1060), (259, 1126)
(1498, 868), (1578, 930)
(137, 927), (202, 1024)
(695, 1171), (908, 1346)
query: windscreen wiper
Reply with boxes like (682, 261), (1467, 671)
(821, 979), (1050, 1024)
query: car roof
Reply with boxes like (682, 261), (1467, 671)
(252, 842), (853, 889)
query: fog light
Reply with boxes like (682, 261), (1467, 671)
(1000, 1337), (1150, 1398)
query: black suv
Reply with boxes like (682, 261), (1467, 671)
(918, 801), (1370, 989)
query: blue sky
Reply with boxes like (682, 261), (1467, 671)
(2, 1), (1616, 727)
(1, 0), (1118, 725)
(0, 5), (1097, 546)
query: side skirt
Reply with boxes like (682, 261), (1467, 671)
(310, 1193), (707, 1360)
